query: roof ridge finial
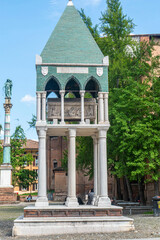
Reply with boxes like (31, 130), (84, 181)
(67, 0), (74, 6)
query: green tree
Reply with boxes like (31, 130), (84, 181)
(100, 0), (135, 88)
(28, 114), (36, 129)
(79, 1), (160, 203)
(11, 125), (37, 189)
(108, 45), (160, 202)
(78, 8), (100, 41)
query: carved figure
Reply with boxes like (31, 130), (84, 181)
(4, 79), (13, 98)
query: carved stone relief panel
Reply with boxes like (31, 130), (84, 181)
(47, 99), (96, 120)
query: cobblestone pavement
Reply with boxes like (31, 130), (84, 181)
(0, 204), (160, 240)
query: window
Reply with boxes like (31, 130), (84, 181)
(35, 169), (38, 180)
(35, 157), (38, 166)
(53, 159), (58, 169)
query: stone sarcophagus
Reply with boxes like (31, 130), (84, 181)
(47, 98), (97, 121)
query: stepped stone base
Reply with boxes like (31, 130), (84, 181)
(13, 205), (134, 236)
(0, 187), (17, 202)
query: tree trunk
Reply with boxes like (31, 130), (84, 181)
(125, 176), (133, 202)
(116, 177), (122, 200)
(138, 179), (146, 205)
(154, 181), (159, 196)
(123, 177), (129, 201)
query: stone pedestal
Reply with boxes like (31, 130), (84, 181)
(12, 205), (134, 237)
(0, 165), (12, 187)
(0, 165), (15, 202)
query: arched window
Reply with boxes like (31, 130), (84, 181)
(45, 77), (61, 98)
(85, 77), (100, 98)
(65, 77), (80, 98)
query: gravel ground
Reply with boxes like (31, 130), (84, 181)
(0, 204), (160, 240)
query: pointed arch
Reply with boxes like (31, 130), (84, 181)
(44, 76), (61, 98)
(64, 76), (81, 98)
(84, 77), (101, 98)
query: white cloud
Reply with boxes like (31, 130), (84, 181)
(21, 95), (36, 103)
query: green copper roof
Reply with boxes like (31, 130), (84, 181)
(41, 4), (104, 64)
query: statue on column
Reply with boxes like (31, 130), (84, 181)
(4, 79), (13, 98)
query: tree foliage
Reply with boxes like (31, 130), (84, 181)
(28, 114), (36, 129)
(11, 125), (37, 188)
(78, 0), (160, 199)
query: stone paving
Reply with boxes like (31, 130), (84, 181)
(0, 203), (160, 240)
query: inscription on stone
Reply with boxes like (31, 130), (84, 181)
(57, 67), (88, 74)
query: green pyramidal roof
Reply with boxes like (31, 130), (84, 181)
(41, 3), (104, 64)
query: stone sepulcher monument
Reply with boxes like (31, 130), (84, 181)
(13, 0), (134, 236)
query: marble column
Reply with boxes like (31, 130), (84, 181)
(104, 92), (109, 123)
(35, 127), (48, 207)
(60, 90), (65, 124)
(98, 92), (104, 124)
(0, 98), (13, 187)
(96, 129), (111, 207)
(42, 92), (46, 122)
(36, 92), (41, 121)
(65, 129), (79, 207)
(80, 90), (85, 124)
(92, 136), (98, 205)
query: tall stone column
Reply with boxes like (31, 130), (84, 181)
(42, 92), (46, 122)
(36, 92), (41, 121)
(35, 127), (48, 207)
(60, 90), (65, 124)
(65, 129), (79, 207)
(92, 136), (98, 205)
(96, 129), (111, 207)
(104, 92), (109, 123)
(0, 98), (13, 187)
(98, 92), (104, 124)
(80, 90), (85, 124)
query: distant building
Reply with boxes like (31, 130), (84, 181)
(14, 139), (39, 194)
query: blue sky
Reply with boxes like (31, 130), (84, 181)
(0, 0), (160, 140)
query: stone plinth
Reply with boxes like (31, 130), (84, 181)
(0, 187), (16, 202)
(13, 205), (134, 236)
(0, 165), (12, 187)
(24, 205), (122, 218)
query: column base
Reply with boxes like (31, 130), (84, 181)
(35, 197), (49, 207)
(80, 121), (85, 125)
(95, 196), (111, 207)
(98, 121), (105, 124)
(65, 197), (79, 207)
(60, 121), (65, 125)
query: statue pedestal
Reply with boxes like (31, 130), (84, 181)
(0, 165), (12, 187)
(0, 165), (16, 202)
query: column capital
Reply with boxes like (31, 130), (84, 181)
(42, 91), (46, 98)
(36, 92), (41, 98)
(104, 92), (109, 99)
(98, 128), (107, 138)
(3, 104), (12, 114)
(80, 90), (85, 96)
(60, 90), (65, 95)
(68, 128), (76, 138)
(37, 127), (47, 137)
(98, 92), (103, 99)
(92, 134), (98, 141)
